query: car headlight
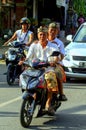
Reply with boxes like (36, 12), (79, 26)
(63, 54), (73, 67)
(64, 54), (71, 61)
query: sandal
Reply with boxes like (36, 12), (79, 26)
(59, 94), (67, 101)
(48, 108), (55, 116)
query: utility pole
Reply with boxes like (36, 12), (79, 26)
(0, 0), (2, 31)
(33, 0), (38, 20)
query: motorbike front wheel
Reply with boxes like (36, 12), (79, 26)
(7, 64), (15, 85)
(20, 99), (35, 128)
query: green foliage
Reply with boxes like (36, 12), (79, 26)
(41, 18), (51, 26)
(73, 0), (86, 16)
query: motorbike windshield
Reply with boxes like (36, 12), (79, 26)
(22, 68), (42, 77)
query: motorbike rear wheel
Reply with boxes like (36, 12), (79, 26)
(7, 65), (15, 85)
(20, 99), (34, 128)
(51, 94), (61, 111)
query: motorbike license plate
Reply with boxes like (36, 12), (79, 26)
(79, 62), (86, 67)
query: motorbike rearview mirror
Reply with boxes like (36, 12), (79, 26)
(50, 51), (60, 56)
(4, 35), (8, 39)
(8, 42), (12, 46)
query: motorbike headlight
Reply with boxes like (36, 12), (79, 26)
(8, 55), (16, 61)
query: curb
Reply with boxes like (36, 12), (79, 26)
(0, 60), (5, 64)
(0, 46), (9, 54)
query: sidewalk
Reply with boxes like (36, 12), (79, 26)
(0, 47), (8, 63)
(0, 46), (8, 54)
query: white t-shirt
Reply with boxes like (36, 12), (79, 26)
(16, 29), (33, 44)
(52, 37), (65, 56)
(26, 41), (59, 62)
(50, 37), (65, 65)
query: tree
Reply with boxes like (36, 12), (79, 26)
(73, 0), (86, 16)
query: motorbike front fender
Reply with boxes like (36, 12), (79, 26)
(22, 91), (33, 100)
(7, 63), (12, 69)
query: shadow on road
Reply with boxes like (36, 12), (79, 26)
(27, 105), (86, 130)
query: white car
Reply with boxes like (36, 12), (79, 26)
(63, 22), (86, 80)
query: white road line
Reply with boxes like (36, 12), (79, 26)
(0, 96), (22, 108)
(0, 82), (7, 84)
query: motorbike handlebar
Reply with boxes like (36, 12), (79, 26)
(6, 41), (26, 48)
(23, 60), (50, 69)
(33, 62), (50, 69)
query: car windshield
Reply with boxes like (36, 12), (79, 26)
(73, 25), (86, 42)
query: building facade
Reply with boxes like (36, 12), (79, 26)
(0, 0), (27, 31)
(0, 0), (15, 30)
(0, 0), (69, 32)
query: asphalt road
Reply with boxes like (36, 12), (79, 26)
(0, 63), (86, 130)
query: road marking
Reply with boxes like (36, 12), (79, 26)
(0, 82), (7, 84)
(0, 96), (21, 108)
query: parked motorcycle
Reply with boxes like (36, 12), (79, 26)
(19, 54), (61, 128)
(5, 41), (26, 85)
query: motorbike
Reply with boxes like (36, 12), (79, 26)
(5, 41), (26, 85)
(19, 52), (61, 128)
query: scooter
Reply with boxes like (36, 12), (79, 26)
(19, 56), (61, 128)
(5, 41), (26, 85)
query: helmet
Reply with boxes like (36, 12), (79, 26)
(20, 17), (31, 24)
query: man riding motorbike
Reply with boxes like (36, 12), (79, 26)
(48, 22), (67, 101)
(3, 17), (34, 76)
(3, 17), (34, 47)
(19, 26), (66, 115)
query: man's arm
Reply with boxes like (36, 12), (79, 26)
(3, 32), (17, 46)
(26, 32), (34, 46)
(59, 41), (65, 61)
(26, 43), (35, 60)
